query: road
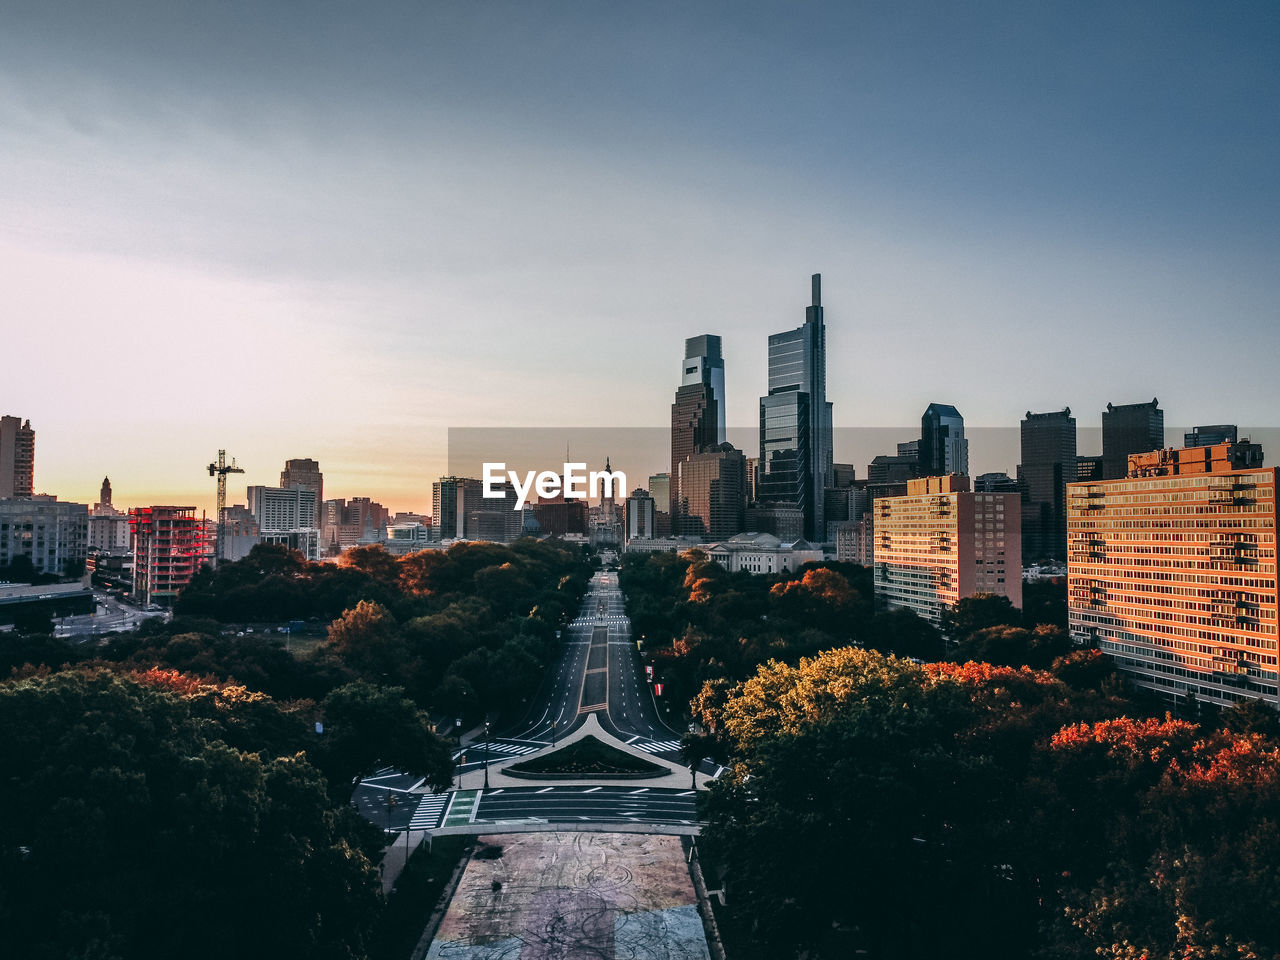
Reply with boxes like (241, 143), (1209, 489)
(500, 571), (685, 756)
(54, 592), (168, 642)
(352, 571), (702, 833)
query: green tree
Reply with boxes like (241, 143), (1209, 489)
(324, 600), (406, 681)
(315, 681), (454, 794)
(0, 668), (383, 960)
(940, 592), (1019, 642)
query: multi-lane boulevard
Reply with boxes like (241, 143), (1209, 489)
(353, 571), (701, 834)
(502, 571), (685, 755)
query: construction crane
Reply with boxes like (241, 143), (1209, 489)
(207, 450), (244, 563)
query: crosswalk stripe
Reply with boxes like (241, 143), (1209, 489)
(634, 740), (682, 753)
(409, 793), (450, 829)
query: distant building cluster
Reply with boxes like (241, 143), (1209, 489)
(2, 269), (1276, 714)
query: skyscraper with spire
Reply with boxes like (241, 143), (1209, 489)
(757, 274), (832, 540)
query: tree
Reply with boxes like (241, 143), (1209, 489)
(0, 668), (383, 960)
(941, 592), (1019, 642)
(324, 600), (406, 680)
(866, 606), (943, 660)
(948, 623), (1072, 669)
(314, 681), (454, 794)
(1032, 717), (1280, 959)
(696, 647), (1025, 958)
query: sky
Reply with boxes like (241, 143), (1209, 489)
(2, 1), (1277, 515)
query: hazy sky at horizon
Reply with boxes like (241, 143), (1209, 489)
(2, 1), (1277, 515)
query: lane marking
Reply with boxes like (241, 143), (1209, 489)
(536, 787), (554, 794)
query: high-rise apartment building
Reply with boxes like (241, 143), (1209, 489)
(1101, 399), (1164, 480)
(0, 496), (89, 577)
(130, 506), (208, 605)
(873, 475), (1022, 625)
(1067, 441), (1278, 708)
(0, 415), (35, 499)
(1018, 408), (1077, 564)
(920, 404), (968, 478)
(280, 458), (324, 525)
(676, 443), (747, 540)
(758, 274), (832, 541)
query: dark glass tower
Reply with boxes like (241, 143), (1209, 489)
(1018, 408), (1077, 563)
(1102, 399), (1164, 479)
(757, 274), (831, 540)
(681, 335), (726, 445)
(920, 403), (968, 477)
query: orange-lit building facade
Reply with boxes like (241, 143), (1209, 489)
(873, 474), (1021, 625)
(130, 506), (210, 606)
(1067, 442), (1279, 707)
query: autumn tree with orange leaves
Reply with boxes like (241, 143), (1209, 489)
(695, 646), (1275, 960)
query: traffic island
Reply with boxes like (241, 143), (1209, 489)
(503, 735), (670, 780)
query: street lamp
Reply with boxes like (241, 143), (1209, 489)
(551, 719), (557, 747)
(482, 719), (491, 791)
(454, 717), (462, 789)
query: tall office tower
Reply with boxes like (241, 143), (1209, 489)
(246, 485), (321, 559)
(1018, 408), (1078, 564)
(676, 443), (748, 540)
(625, 488), (656, 542)
(1067, 441), (1276, 708)
(1185, 424), (1238, 447)
(758, 274), (832, 541)
(672, 383), (718, 479)
(648, 473), (671, 514)
(866, 453), (921, 484)
(468, 482), (525, 543)
(1101, 398), (1163, 480)
(830, 463), (857, 488)
(873, 475), (1022, 624)
(920, 404), (968, 477)
(432, 476), (483, 540)
(680, 335), (726, 445)
(0, 415), (35, 499)
(130, 506), (208, 606)
(280, 458), (324, 525)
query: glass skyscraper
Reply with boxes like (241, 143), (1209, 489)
(757, 274), (832, 541)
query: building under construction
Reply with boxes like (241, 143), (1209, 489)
(130, 506), (210, 606)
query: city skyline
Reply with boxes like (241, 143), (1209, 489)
(3, 3), (1278, 514)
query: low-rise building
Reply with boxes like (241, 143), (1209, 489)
(704, 532), (823, 575)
